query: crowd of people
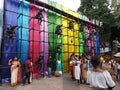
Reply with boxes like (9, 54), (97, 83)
(69, 52), (120, 90)
(8, 57), (33, 86)
(7, 55), (63, 87)
(4, 44), (120, 90)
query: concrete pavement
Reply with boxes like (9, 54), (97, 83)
(0, 73), (120, 90)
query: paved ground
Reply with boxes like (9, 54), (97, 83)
(0, 73), (120, 90)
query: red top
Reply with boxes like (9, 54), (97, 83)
(25, 60), (33, 73)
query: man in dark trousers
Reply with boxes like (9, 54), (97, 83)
(23, 57), (32, 85)
(47, 55), (53, 77)
(36, 55), (43, 75)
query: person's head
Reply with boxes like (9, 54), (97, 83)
(14, 57), (18, 60)
(17, 58), (20, 61)
(75, 55), (78, 60)
(39, 55), (41, 58)
(86, 54), (91, 60)
(71, 52), (75, 56)
(104, 52), (111, 62)
(58, 55), (60, 60)
(91, 55), (100, 69)
(82, 54), (86, 59)
(79, 56), (81, 59)
(49, 55), (52, 59)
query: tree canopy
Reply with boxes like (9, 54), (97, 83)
(77, 0), (120, 46)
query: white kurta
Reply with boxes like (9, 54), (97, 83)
(74, 61), (81, 80)
(87, 70), (115, 89)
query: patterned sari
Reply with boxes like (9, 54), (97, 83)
(9, 59), (22, 86)
(69, 60), (75, 79)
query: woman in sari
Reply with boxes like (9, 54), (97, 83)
(17, 58), (22, 83)
(69, 58), (75, 79)
(8, 57), (22, 87)
(81, 56), (87, 83)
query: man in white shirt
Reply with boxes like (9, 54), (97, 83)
(87, 56), (115, 90)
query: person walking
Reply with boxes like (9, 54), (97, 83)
(47, 55), (53, 77)
(23, 57), (32, 85)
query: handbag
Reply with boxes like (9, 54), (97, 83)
(55, 70), (60, 77)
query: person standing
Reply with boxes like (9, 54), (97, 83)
(47, 55), (53, 77)
(56, 56), (62, 75)
(87, 56), (115, 90)
(17, 58), (22, 83)
(81, 55), (87, 84)
(102, 52), (116, 80)
(23, 57), (32, 85)
(30, 59), (33, 83)
(69, 55), (76, 80)
(74, 55), (81, 85)
(36, 55), (43, 75)
(86, 54), (93, 71)
(8, 57), (21, 87)
(85, 54), (93, 84)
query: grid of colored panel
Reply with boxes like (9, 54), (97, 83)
(48, 0), (57, 72)
(0, 0), (4, 55)
(62, 7), (75, 72)
(18, 0), (29, 64)
(70, 10), (79, 56)
(29, 4), (40, 77)
(40, 0), (48, 74)
(54, 2), (62, 70)
(2, 0), (19, 78)
(0, 0), (101, 79)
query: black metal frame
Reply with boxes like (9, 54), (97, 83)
(0, 0), (102, 79)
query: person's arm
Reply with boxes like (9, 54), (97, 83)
(8, 59), (12, 65)
(104, 70), (116, 88)
(17, 61), (21, 67)
(113, 64), (117, 75)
